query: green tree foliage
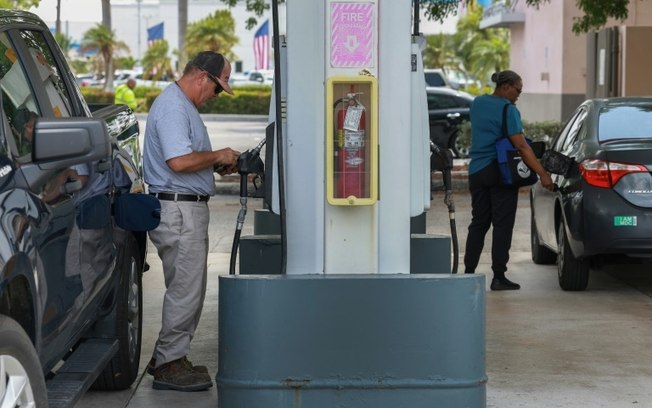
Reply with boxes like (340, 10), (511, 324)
(141, 39), (173, 81)
(526, 0), (628, 33)
(0, 0), (39, 9)
(53, 32), (72, 56)
(422, 0), (632, 34)
(69, 59), (90, 76)
(422, 33), (457, 70)
(220, 0), (274, 30)
(114, 56), (137, 70)
(185, 9), (238, 62)
(81, 24), (129, 90)
(469, 34), (509, 85)
(453, 6), (509, 86)
(221, 0), (639, 37)
(422, 6), (509, 88)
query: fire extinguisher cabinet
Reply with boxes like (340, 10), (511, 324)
(326, 76), (378, 206)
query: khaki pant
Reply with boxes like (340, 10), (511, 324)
(149, 200), (209, 367)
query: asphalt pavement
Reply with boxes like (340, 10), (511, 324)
(76, 116), (652, 407)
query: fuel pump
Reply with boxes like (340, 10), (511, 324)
(334, 86), (366, 198)
(224, 139), (266, 275)
(430, 141), (458, 274)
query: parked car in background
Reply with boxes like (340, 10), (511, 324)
(427, 86), (474, 158)
(0, 10), (147, 406)
(530, 97), (652, 291)
(76, 72), (105, 87)
(424, 68), (453, 88)
(230, 69), (274, 87)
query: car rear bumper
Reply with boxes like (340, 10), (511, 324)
(578, 186), (652, 257)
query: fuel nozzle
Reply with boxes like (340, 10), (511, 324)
(430, 141), (453, 192)
(237, 138), (266, 176)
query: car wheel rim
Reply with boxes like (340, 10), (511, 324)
(127, 256), (140, 361)
(0, 355), (36, 407)
(453, 135), (469, 158)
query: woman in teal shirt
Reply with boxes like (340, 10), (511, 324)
(464, 70), (553, 290)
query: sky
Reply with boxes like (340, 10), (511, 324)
(30, 0), (103, 22)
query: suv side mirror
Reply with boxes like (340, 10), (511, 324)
(32, 118), (111, 170)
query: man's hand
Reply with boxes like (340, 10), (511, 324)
(214, 148), (240, 174)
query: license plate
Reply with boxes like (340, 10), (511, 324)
(614, 216), (637, 226)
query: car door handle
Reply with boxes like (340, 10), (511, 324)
(446, 113), (461, 119)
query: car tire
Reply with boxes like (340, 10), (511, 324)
(92, 233), (143, 390)
(531, 212), (556, 264)
(0, 315), (48, 408)
(557, 222), (589, 291)
(450, 131), (469, 158)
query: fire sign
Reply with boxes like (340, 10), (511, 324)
(330, 2), (375, 68)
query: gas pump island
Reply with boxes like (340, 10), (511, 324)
(217, 1), (486, 407)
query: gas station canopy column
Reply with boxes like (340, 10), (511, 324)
(217, 1), (487, 406)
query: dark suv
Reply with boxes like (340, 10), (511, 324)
(427, 86), (474, 158)
(0, 10), (146, 407)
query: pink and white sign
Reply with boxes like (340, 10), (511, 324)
(330, 2), (374, 68)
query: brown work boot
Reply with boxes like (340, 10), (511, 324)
(147, 356), (208, 375)
(152, 358), (213, 391)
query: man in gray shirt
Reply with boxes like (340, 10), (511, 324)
(143, 51), (240, 392)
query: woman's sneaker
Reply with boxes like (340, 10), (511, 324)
(490, 277), (521, 291)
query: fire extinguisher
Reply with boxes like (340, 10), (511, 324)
(335, 89), (366, 198)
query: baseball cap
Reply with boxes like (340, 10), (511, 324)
(189, 51), (233, 95)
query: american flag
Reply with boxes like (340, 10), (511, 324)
(253, 20), (269, 70)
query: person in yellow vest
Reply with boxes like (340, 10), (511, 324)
(114, 78), (137, 110)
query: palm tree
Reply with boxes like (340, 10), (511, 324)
(55, 0), (61, 34)
(100, 0), (113, 88)
(141, 40), (172, 81)
(185, 10), (238, 62)
(54, 32), (73, 56)
(422, 33), (458, 71)
(101, 0), (111, 28)
(469, 35), (510, 86)
(81, 24), (129, 91)
(0, 0), (39, 9)
(452, 6), (510, 87)
(178, 0), (187, 72)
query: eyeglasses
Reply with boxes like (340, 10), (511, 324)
(513, 85), (522, 95)
(194, 63), (224, 95)
(204, 71), (224, 95)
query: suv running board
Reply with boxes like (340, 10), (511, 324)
(46, 338), (118, 408)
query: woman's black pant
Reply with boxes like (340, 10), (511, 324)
(464, 161), (519, 277)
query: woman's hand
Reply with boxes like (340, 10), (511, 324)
(539, 172), (555, 191)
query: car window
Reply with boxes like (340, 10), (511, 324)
(425, 72), (446, 87)
(560, 109), (586, 154)
(455, 96), (472, 108)
(0, 32), (41, 160)
(18, 29), (72, 118)
(552, 108), (583, 153)
(598, 104), (652, 142)
(427, 93), (459, 110)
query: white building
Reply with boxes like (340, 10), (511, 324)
(32, 0), (456, 75)
(33, 0), (281, 74)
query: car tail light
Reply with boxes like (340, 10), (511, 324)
(579, 159), (648, 188)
